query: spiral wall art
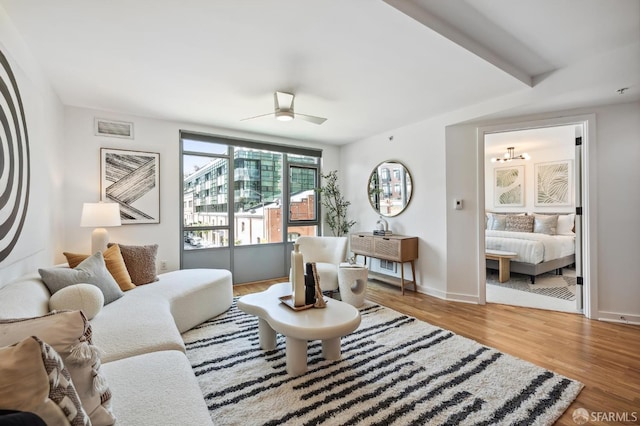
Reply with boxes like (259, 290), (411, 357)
(0, 48), (31, 263)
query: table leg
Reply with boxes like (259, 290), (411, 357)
(322, 337), (341, 360)
(258, 318), (276, 350)
(498, 258), (510, 283)
(400, 262), (405, 295)
(286, 336), (308, 375)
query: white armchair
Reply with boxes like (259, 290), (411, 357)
(294, 236), (348, 292)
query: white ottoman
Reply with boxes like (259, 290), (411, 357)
(338, 263), (368, 307)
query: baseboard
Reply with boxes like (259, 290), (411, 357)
(415, 284), (479, 304)
(597, 311), (640, 325)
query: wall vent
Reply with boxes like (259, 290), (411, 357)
(94, 118), (134, 139)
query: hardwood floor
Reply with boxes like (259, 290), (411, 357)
(233, 279), (640, 425)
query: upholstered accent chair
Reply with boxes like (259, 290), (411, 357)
(294, 236), (348, 293)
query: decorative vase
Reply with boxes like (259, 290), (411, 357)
(311, 262), (326, 308)
(304, 263), (316, 305)
(291, 243), (306, 307)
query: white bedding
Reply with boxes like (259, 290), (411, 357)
(486, 230), (575, 264)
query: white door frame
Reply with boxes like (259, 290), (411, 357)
(476, 114), (597, 319)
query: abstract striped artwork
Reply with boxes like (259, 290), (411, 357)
(100, 148), (160, 224)
(184, 299), (582, 425)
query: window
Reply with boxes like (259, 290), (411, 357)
(181, 132), (321, 251)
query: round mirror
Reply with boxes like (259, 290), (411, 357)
(368, 160), (413, 217)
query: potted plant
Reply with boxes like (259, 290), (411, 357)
(316, 170), (356, 236)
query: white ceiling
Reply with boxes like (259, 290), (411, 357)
(1, 0), (638, 145)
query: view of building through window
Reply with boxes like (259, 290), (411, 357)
(182, 137), (320, 249)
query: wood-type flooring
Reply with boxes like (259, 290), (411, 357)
(233, 278), (640, 426)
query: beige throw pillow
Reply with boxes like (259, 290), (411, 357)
(0, 311), (116, 426)
(0, 336), (89, 426)
(109, 243), (159, 285)
(49, 284), (104, 320)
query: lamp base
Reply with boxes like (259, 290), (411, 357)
(91, 228), (110, 254)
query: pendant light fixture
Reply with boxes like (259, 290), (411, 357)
(491, 147), (530, 163)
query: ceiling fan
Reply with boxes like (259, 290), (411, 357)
(241, 92), (327, 125)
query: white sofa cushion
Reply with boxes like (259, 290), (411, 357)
(90, 268), (233, 363)
(0, 272), (52, 319)
(102, 350), (213, 426)
(132, 268), (233, 333)
(90, 292), (184, 363)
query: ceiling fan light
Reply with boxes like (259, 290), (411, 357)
(275, 110), (294, 121)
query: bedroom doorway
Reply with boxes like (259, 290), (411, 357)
(483, 123), (583, 313)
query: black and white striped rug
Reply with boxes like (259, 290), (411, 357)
(183, 299), (582, 425)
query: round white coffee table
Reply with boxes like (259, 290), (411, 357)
(338, 263), (368, 307)
(237, 282), (361, 375)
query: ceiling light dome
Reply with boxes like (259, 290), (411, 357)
(275, 110), (294, 121)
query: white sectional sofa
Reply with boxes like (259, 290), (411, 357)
(0, 267), (233, 425)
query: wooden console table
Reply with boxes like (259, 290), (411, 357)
(350, 232), (418, 295)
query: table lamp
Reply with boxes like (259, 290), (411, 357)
(80, 202), (122, 254)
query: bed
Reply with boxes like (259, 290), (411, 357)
(485, 213), (576, 283)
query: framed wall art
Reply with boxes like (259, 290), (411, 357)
(101, 148), (160, 224)
(494, 165), (525, 207)
(534, 160), (572, 207)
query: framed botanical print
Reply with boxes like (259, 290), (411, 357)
(534, 160), (572, 207)
(100, 148), (160, 224)
(494, 165), (524, 207)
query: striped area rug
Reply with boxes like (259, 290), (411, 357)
(183, 299), (582, 425)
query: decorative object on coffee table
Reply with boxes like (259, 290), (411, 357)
(312, 263), (326, 308)
(304, 262), (316, 305)
(291, 243), (305, 306)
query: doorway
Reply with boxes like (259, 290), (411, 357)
(483, 124), (584, 313)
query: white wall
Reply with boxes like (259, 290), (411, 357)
(484, 126), (576, 214)
(340, 115), (448, 296)
(446, 101), (640, 323)
(0, 8), (65, 285)
(61, 106), (341, 272)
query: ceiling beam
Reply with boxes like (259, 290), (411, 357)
(384, 0), (533, 87)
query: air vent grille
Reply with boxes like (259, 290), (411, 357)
(94, 118), (134, 139)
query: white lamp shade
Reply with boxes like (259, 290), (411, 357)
(80, 202), (122, 227)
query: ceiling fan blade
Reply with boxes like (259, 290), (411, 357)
(296, 113), (327, 125)
(240, 112), (275, 121)
(275, 91), (294, 110)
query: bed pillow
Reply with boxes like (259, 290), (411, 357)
(0, 336), (89, 426)
(557, 213), (576, 235)
(108, 243), (158, 285)
(505, 215), (534, 233)
(0, 310), (116, 426)
(533, 214), (558, 235)
(64, 244), (136, 291)
(39, 251), (124, 305)
(487, 213), (507, 231)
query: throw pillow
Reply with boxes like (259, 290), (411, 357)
(109, 243), (158, 285)
(49, 284), (104, 320)
(64, 244), (136, 291)
(487, 213), (507, 231)
(533, 214), (558, 235)
(39, 251), (124, 305)
(505, 214), (534, 233)
(0, 336), (89, 426)
(0, 310), (116, 426)
(557, 213), (576, 235)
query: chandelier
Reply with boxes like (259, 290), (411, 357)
(491, 147), (530, 163)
